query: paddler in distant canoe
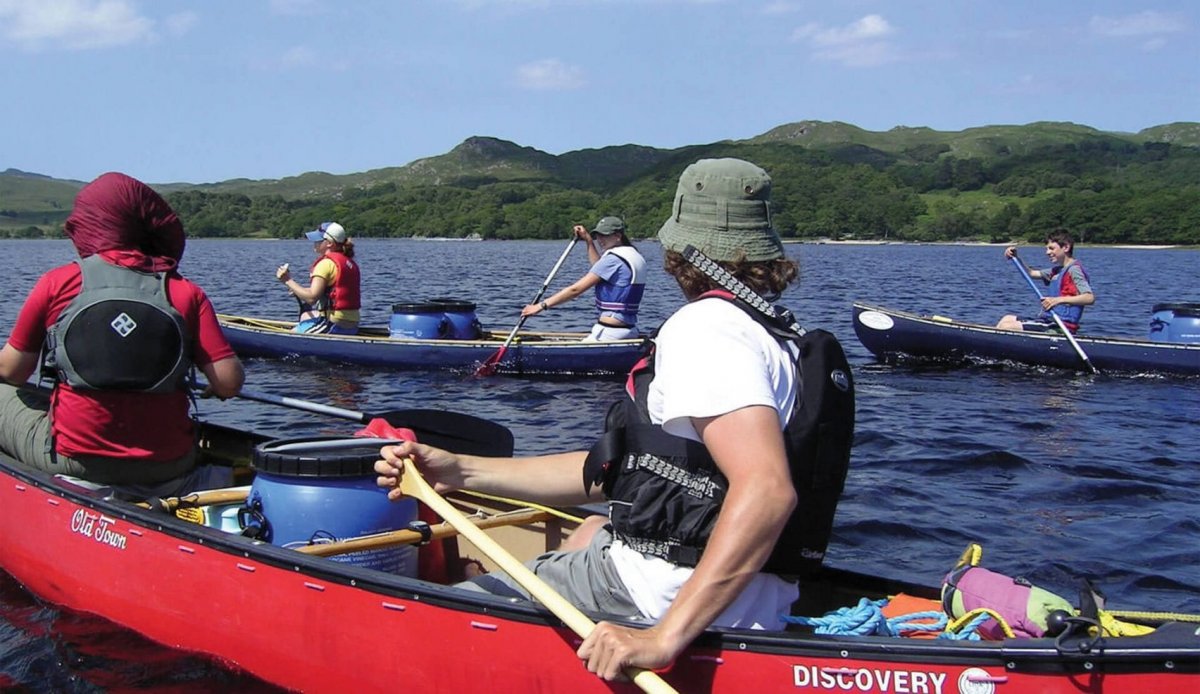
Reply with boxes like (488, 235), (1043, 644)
(997, 228), (1095, 333)
(521, 216), (647, 341)
(275, 221), (362, 335)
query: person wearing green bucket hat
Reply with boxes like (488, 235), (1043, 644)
(520, 215), (647, 341)
(375, 158), (854, 682)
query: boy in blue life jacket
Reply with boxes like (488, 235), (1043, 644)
(997, 229), (1095, 333)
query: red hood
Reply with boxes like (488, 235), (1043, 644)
(64, 172), (185, 272)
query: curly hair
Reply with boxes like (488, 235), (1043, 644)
(662, 250), (798, 300)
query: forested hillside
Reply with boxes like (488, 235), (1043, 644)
(4, 121), (1198, 245)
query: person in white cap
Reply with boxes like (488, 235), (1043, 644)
(521, 216), (646, 341)
(275, 221), (361, 334)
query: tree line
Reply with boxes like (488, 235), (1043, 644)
(47, 140), (1197, 246)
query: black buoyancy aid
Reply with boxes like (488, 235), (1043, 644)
(583, 292), (854, 577)
(45, 255), (192, 393)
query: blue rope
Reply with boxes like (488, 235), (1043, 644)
(782, 598), (896, 636)
(783, 599), (985, 640)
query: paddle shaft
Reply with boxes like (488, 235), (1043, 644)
(232, 386), (372, 423)
(397, 459), (677, 694)
(479, 236), (580, 374)
(1010, 256), (1099, 374)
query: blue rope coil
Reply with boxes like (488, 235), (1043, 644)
(782, 598), (986, 640)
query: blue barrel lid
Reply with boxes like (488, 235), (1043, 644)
(425, 297), (477, 311)
(391, 301), (450, 313)
(253, 437), (387, 477)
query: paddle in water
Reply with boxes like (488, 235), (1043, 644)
(1009, 255), (1100, 374)
(475, 236), (579, 377)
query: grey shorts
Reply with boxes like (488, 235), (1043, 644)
(459, 525), (641, 618)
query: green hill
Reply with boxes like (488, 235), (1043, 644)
(3, 120), (1198, 244)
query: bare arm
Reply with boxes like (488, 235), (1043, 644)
(200, 355), (245, 399)
(0, 343), (39, 385)
(376, 443), (596, 507)
(522, 273), (603, 317)
(578, 405), (796, 679)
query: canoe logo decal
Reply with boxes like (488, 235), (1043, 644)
(791, 664), (947, 692)
(70, 509), (129, 550)
(830, 369), (850, 392)
(957, 667), (997, 694)
(857, 310), (895, 331)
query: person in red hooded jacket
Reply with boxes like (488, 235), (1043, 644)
(0, 172), (244, 496)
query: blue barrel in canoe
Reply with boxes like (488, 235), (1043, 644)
(1148, 303), (1200, 344)
(389, 298), (481, 339)
(427, 298), (482, 339)
(242, 437), (419, 576)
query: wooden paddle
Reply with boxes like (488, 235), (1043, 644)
(475, 236), (579, 376)
(202, 384), (515, 457)
(392, 456), (677, 693)
(1010, 256), (1100, 374)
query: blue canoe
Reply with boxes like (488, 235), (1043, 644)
(217, 314), (644, 376)
(852, 302), (1200, 376)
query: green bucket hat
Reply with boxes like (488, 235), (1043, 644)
(657, 158), (784, 262)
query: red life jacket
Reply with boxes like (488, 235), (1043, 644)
(311, 250), (361, 311)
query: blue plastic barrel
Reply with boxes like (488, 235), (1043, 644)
(389, 302), (450, 339)
(389, 299), (481, 339)
(243, 437), (418, 576)
(1148, 303), (1200, 344)
(427, 298), (482, 339)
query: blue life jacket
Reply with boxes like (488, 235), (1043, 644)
(1041, 262), (1090, 329)
(594, 246), (646, 324)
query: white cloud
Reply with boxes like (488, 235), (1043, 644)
(792, 14), (899, 67)
(0, 0), (154, 50)
(1088, 10), (1185, 38)
(515, 58), (586, 90)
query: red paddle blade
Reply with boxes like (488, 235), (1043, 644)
(474, 346), (507, 377)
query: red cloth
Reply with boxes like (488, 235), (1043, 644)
(8, 264), (236, 462)
(353, 418), (416, 442)
(353, 419), (450, 583)
(63, 172), (185, 272)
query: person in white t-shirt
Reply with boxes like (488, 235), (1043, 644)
(375, 158), (806, 683)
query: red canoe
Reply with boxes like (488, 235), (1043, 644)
(1, 420), (1196, 693)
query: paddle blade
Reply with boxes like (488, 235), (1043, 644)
(473, 347), (507, 377)
(377, 408), (514, 457)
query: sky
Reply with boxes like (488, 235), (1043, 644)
(1, 0), (1196, 185)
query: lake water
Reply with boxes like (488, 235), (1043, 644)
(1, 238), (1197, 691)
